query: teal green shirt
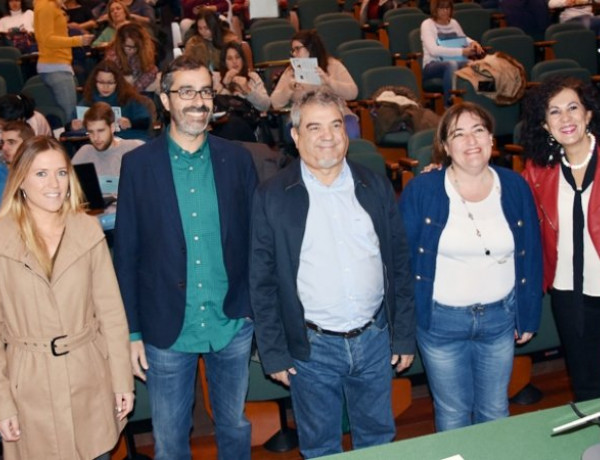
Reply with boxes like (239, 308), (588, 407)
(164, 132), (242, 352)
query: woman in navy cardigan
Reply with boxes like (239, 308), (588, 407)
(399, 102), (542, 432)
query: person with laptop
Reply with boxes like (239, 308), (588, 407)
(420, 0), (484, 106)
(72, 102), (144, 195)
(0, 120), (34, 197)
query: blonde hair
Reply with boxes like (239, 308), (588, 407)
(0, 136), (85, 277)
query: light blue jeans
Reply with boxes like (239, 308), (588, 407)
(290, 310), (396, 459)
(422, 60), (466, 106)
(418, 289), (516, 432)
(39, 71), (77, 122)
(144, 319), (253, 460)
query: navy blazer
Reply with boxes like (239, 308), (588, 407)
(250, 159), (416, 375)
(113, 132), (258, 348)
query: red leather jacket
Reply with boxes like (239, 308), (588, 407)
(522, 149), (600, 292)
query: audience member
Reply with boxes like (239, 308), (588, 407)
(183, 7), (237, 71)
(92, 0), (130, 47)
(70, 60), (153, 140)
(420, 0), (483, 106)
(271, 30), (359, 138)
(104, 22), (158, 93)
(0, 136), (134, 459)
(251, 88), (415, 459)
(521, 76), (600, 402)
(559, 5), (600, 36)
(0, 119), (33, 196)
(0, 0), (33, 33)
(64, 0), (97, 33)
(399, 102), (542, 431)
(0, 94), (52, 137)
(212, 41), (270, 142)
(34, 0), (94, 122)
(72, 101), (143, 191)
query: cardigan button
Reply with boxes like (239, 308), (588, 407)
(521, 278), (527, 284)
(520, 250), (526, 256)
(517, 220), (524, 227)
(418, 247), (425, 253)
(415, 275), (421, 281)
(425, 217), (432, 224)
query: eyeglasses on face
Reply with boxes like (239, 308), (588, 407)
(169, 87), (216, 100)
(290, 45), (305, 56)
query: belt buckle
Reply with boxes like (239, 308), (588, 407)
(51, 335), (69, 356)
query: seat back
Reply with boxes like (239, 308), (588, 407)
(386, 12), (428, 58)
(0, 75), (6, 97)
(552, 29), (599, 75)
(248, 17), (291, 35)
(250, 22), (295, 66)
(316, 17), (363, 58)
(297, 0), (339, 29)
(22, 75), (67, 127)
(487, 34), (535, 80)
(382, 6), (424, 22)
(453, 2), (483, 10)
(313, 11), (354, 26)
(337, 39), (385, 56)
(408, 27), (443, 93)
(0, 45), (21, 61)
(361, 65), (421, 100)
(530, 58), (581, 82)
(544, 21), (586, 41)
(539, 67), (592, 83)
(256, 39), (291, 88)
(340, 47), (393, 99)
(407, 127), (435, 174)
(347, 139), (386, 176)
(481, 26), (524, 46)
(0, 59), (23, 93)
(453, 9), (492, 43)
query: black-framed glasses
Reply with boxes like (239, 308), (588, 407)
(290, 45), (305, 56)
(169, 88), (216, 100)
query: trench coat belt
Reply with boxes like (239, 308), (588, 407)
(3, 321), (99, 356)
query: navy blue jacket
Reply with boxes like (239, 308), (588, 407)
(113, 132), (258, 348)
(250, 159), (416, 375)
(398, 166), (542, 335)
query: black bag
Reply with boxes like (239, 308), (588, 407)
(213, 94), (261, 129)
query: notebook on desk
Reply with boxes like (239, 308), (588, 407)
(74, 163), (117, 211)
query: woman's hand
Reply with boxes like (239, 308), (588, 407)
(71, 119), (84, 131)
(118, 117), (132, 130)
(114, 393), (135, 421)
(231, 75), (249, 94)
(0, 415), (21, 441)
(223, 68), (239, 86)
(81, 34), (95, 47)
(421, 163), (442, 174)
(515, 331), (534, 345)
(315, 67), (331, 87)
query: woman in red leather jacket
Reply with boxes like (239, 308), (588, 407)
(521, 75), (600, 402)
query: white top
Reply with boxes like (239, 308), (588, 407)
(433, 168), (515, 306)
(553, 170), (600, 295)
(297, 160), (384, 332)
(559, 6), (592, 23)
(212, 71), (271, 112)
(0, 9), (34, 33)
(27, 111), (52, 137)
(420, 17), (471, 68)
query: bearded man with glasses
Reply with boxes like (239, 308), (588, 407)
(113, 55), (258, 460)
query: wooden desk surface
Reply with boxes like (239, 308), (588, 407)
(317, 400), (600, 460)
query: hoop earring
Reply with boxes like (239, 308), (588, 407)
(20, 189), (26, 199)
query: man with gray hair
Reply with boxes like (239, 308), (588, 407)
(250, 88), (416, 458)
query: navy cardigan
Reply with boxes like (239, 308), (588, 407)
(398, 166), (543, 335)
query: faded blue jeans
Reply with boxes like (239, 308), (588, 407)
(290, 310), (396, 459)
(422, 60), (467, 106)
(144, 319), (253, 460)
(418, 289), (516, 432)
(39, 70), (77, 123)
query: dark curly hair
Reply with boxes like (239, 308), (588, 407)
(291, 30), (330, 72)
(521, 76), (600, 167)
(82, 60), (142, 107)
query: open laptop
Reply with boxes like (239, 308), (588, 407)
(74, 163), (117, 211)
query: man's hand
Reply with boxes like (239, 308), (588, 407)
(270, 367), (297, 387)
(130, 340), (149, 381)
(391, 354), (414, 373)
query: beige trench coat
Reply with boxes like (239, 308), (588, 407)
(0, 213), (133, 459)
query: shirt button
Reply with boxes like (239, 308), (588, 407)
(189, 166), (194, 171)
(200, 155), (204, 160)
(190, 188), (195, 193)
(194, 236), (199, 241)
(198, 283), (203, 288)
(196, 260), (201, 265)
(192, 212), (197, 217)
(200, 305), (206, 310)
(174, 155), (179, 160)
(201, 323), (205, 327)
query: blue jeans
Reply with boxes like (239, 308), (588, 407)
(290, 311), (395, 459)
(145, 319), (253, 460)
(39, 71), (77, 123)
(422, 60), (466, 106)
(417, 290), (516, 432)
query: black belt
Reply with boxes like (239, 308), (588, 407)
(305, 317), (375, 339)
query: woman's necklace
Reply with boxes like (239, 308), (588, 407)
(560, 132), (596, 170)
(450, 166), (508, 264)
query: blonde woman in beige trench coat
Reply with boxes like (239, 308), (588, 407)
(0, 136), (134, 460)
